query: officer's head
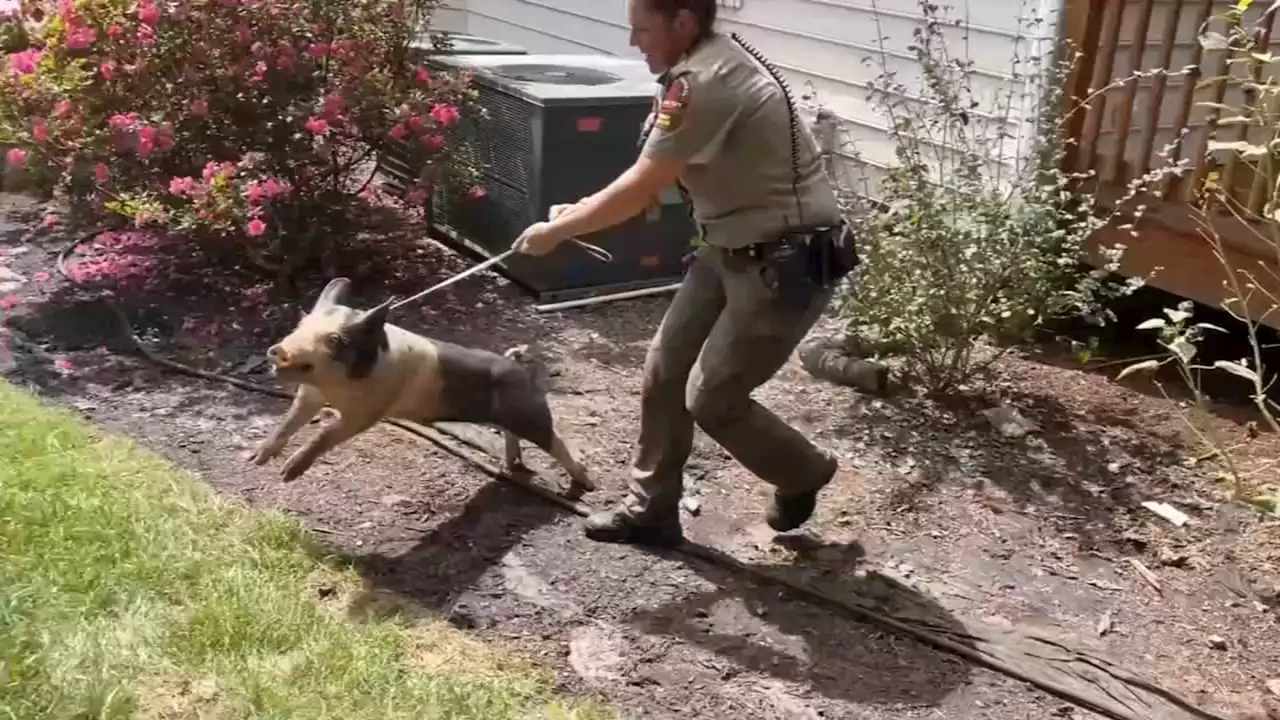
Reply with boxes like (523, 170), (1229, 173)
(628, 0), (716, 74)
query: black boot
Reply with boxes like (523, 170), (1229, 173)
(766, 455), (838, 532)
(583, 506), (684, 547)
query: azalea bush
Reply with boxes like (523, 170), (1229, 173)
(0, 0), (484, 274)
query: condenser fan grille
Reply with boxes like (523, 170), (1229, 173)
(487, 64), (623, 86)
(471, 86), (535, 188)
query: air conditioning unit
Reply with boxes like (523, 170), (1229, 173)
(410, 31), (529, 58)
(424, 53), (697, 303)
(379, 34), (528, 201)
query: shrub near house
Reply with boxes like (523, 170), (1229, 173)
(0, 0), (482, 272)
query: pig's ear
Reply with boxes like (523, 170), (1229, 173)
(313, 277), (351, 311)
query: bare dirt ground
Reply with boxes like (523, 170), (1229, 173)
(2, 192), (1278, 720)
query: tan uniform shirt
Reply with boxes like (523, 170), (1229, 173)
(640, 32), (841, 250)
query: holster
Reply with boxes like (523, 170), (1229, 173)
(780, 222), (859, 288)
(754, 222), (858, 308)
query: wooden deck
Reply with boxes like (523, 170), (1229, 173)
(1063, 0), (1280, 329)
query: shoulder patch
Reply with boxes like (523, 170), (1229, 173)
(655, 76), (691, 132)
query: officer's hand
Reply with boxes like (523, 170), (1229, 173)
(548, 203), (576, 221)
(511, 221), (566, 256)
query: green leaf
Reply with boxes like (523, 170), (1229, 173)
(1117, 359), (1163, 380)
(1213, 360), (1260, 383)
(1163, 307), (1192, 324)
(1136, 318), (1166, 330)
(1167, 338), (1197, 364)
(1193, 322), (1229, 333)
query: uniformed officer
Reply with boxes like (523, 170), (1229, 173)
(511, 0), (854, 547)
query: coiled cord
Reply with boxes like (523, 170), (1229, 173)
(728, 31), (805, 227)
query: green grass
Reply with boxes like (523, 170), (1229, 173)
(0, 381), (614, 720)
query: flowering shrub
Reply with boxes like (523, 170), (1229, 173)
(0, 0), (483, 273)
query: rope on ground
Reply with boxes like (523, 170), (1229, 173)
(54, 229), (1232, 720)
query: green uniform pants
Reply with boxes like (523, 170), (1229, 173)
(623, 244), (836, 519)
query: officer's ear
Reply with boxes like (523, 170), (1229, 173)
(672, 8), (698, 37)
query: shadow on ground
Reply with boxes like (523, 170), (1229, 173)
(341, 479), (567, 613)
(826, 380), (1186, 550)
(631, 539), (976, 708)
(338, 471), (975, 711)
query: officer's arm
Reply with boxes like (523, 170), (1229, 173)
(544, 74), (736, 240)
(544, 159), (683, 239)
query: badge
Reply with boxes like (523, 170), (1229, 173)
(655, 77), (690, 132)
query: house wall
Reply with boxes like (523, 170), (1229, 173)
(429, 0), (471, 33)
(1086, 0), (1280, 193)
(452, 0), (1065, 197)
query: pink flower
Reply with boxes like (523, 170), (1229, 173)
(414, 66), (430, 85)
(168, 176), (194, 195)
(235, 25), (252, 44)
(108, 113), (138, 131)
(136, 25), (155, 46)
(246, 181), (265, 205)
(190, 98), (209, 116)
(34, 271), (51, 282)
(7, 49), (41, 76)
(261, 177), (285, 196)
(420, 134), (443, 151)
(306, 42), (329, 58)
(321, 94), (343, 118)
(430, 103), (460, 127)
(137, 1), (159, 25)
(4, 147), (26, 169)
(107, 24), (123, 38)
(0, 296), (20, 309)
(246, 218), (266, 236)
(93, 163), (109, 183)
(54, 357), (73, 373)
(65, 25), (97, 49)
(388, 124), (407, 141)
(467, 185), (486, 199)
(53, 100), (73, 118)
(136, 125), (156, 158)
(304, 117), (328, 135)
(99, 61), (114, 80)
(42, 214), (59, 227)
(31, 120), (48, 143)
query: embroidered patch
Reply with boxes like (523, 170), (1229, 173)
(655, 77), (690, 132)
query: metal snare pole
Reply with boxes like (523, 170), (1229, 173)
(389, 238), (612, 311)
